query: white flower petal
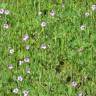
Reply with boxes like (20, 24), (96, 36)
(13, 88), (19, 94)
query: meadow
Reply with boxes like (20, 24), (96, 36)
(0, 0), (96, 96)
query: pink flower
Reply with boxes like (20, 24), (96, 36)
(23, 34), (29, 41)
(0, 9), (4, 14)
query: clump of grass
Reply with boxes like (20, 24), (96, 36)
(0, 0), (96, 96)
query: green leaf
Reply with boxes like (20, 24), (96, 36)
(0, 3), (8, 8)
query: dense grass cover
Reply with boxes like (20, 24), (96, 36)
(0, 0), (96, 96)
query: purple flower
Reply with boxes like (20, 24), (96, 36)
(24, 57), (30, 63)
(0, 9), (4, 14)
(17, 76), (23, 82)
(23, 34), (29, 41)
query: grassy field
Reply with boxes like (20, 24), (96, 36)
(0, 0), (96, 96)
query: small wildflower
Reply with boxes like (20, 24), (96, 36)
(9, 48), (14, 54)
(24, 57), (30, 63)
(23, 90), (29, 96)
(13, 88), (19, 94)
(85, 12), (90, 17)
(38, 11), (42, 15)
(19, 60), (24, 66)
(62, 3), (65, 8)
(41, 21), (46, 27)
(71, 81), (77, 88)
(25, 45), (30, 50)
(91, 4), (96, 11)
(78, 47), (84, 52)
(4, 10), (10, 15)
(23, 34), (29, 41)
(17, 76), (23, 82)
(40, 44), (47, 49)
(3, 23), (9, 29)
(50, 10), (55, 17)
(0, 9), (4, 14)
(80, 25), (86, 30)
(8, 64), (13, 70)
(77, 92), (83, 96)
(26, 68), (30, 74)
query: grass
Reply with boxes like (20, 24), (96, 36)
(0, 0), (96, 96)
